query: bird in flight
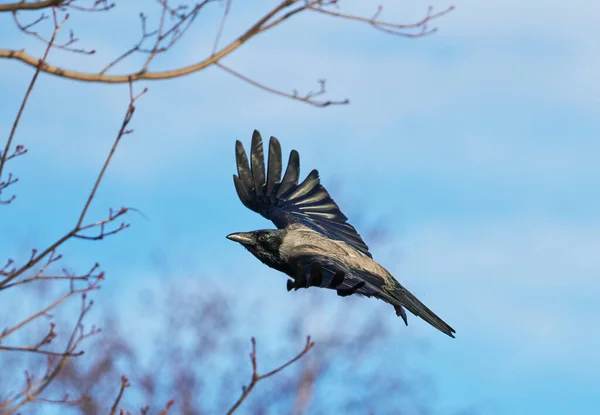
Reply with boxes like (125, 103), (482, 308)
(227, 130), (455, 338)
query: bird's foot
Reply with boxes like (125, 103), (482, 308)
(336, 281), (365, 297)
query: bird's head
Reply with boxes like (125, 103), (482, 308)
(226, 229), (286, 267)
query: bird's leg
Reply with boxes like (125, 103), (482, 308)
(328, 271), (345, 289)
(286, 267), (364, 297)
(290, 265), (308, 290)
(308, 263), (323, 287)
(325, 270), (364, 296)
(286, 263), (323, 291)
(336, 281), (365, 297)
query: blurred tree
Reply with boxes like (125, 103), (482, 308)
(0, 1), (452, 414)
(43, 276), (435, 414)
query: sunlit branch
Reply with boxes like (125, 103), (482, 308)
(0, 0), (65, 13)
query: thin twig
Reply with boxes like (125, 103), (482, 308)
(68, 0), (114, 12)
(309, 4), (455, 38)
(155, 400), (175, 415)
(12, 11), (96, 55)
(33, 394), (89, 406)
(1, 261), (101, 290)
(109, 376), (130, 415)
(216, 63), (349, 107)
(0, 345), (83, 357)
(212, 0), (232, 55)
(0, 7), (66, 189)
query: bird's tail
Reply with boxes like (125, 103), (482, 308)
(386, 283), (456, 338)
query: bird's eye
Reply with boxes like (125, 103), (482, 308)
(258, 234), (266, 242)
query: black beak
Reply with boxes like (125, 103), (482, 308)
(226, 232), (254, 245)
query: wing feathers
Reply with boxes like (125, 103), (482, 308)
(233, 130), (371, 257)
(285, 170), (320, 201)
(294, 189), (330, 206)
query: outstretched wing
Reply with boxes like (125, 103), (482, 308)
(233, 130), (372, 258)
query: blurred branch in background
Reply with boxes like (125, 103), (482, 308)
(1, 0), (452, 413)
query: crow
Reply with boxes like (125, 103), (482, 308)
(227, 130), (456, 338)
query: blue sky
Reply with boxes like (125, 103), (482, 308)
(1, 0), (599, 414)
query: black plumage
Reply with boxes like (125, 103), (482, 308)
(227, 130), (456, 338)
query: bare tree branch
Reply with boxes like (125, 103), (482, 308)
(0, 82), (146, 290)
(0, 1), (453, 84)
(0, 0), (305, 82)
(0, 7), (66, 200)
(226, 336), (315, 415)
